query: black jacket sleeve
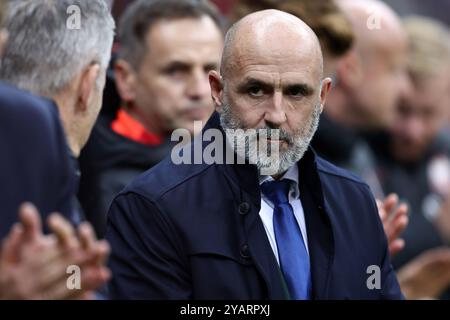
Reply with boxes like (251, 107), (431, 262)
(106, 192), (191, 299)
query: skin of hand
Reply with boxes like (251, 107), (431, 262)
(0, 203), (111, 299)
(376, 193), (409, 257)
(434, 190), (450, 244)
(397, 247), (450, 299)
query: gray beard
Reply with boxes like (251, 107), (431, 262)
(219, 101), (321, 176)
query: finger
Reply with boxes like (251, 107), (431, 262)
(391, 203), (409, 223)
(388, 238), (405, 257)
(383, 193), (399, 218)
(77, 222), (96, 251)
(376, 199), (386, 221)
(94, 240), (110, 266)
(418, 248), (450, 268)
(388, 209), (409, 242)
(80, 266), (111, 293)
(18, 203), (43, 242)
(47, 214), (78, 249)
(1, 224), (24, 264)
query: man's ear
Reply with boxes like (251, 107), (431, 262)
(319, 77), (333, 113)
(335, 49), (363, 90)
(114, 59), (137, 103)
(78, 63), (100, 112)
(208, 70), (224, 112)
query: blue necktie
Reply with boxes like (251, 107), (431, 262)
(261, 179), (312, 300)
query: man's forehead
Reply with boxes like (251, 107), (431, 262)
(228, 50), (322, 83)
(227, 36), (322, 80)
(145, 17), (223, 53)
(237, 69), (317, 85)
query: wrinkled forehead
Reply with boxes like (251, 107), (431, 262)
(226, 52), (323, 93)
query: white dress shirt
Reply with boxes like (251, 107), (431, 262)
(259, 164), (309, 265)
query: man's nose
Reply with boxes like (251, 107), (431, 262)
(186, 69), (210, 101)
(264, 91), (287, 128)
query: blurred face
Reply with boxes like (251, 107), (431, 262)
(391, 72), (450, 163)
(353, 37), (411, 129)
(126, 16), (223, 135)
(210, 27), (331, 175)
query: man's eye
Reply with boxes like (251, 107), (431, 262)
(248, 86), (264, 97)
(288, 86), (305, 97)
(166, 68), (183, 76)
(164, 65), (188, 78)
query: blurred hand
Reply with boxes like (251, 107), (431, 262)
(397, 247), (450, 299)
(376, 193), (409, 256)
(0, 203), (110, 299)
(434, 191), (450, 244)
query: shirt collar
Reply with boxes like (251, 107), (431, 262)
(259, 164), (300, 200)
(111, 108), (163, 146)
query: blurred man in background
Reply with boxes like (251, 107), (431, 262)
(0, 0), (114, 299)
(0, 0), (115, 161)
(369, 16), (450, 299)
(79, 0), (224, 237)
(0, 0), (115, 229)
(312, 0), (411, 198)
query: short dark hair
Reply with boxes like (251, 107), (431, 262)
(118, 0), (223, 69)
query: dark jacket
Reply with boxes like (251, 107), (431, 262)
(79, 113), (175, 238)
(0, 83), (77, 239)
(106, 112), (403, 300)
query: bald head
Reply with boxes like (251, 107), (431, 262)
(330, 0), (410, 130)
(337, 0), (406, 58)
(221, 9), (324, 80)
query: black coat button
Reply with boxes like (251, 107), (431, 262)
(240, 244), (250, 259)
(238, 202), (250, 215)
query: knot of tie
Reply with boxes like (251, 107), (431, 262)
(260, 179), (291, 205)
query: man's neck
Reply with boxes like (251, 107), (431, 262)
(271, 173), (285, 180)
(53, 95), (81, 158)
(125, 106), (167, 138)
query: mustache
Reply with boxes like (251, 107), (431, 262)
(254, 128), (294, 144)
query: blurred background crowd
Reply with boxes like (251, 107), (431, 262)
(0, 0), (449, 299)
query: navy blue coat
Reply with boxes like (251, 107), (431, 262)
(106, 112), (403, 300)
(0, 83), (77, 239)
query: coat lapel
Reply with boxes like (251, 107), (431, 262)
(298, 149), (335, 299)
(224, 161), (290, 299)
